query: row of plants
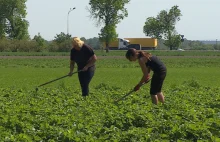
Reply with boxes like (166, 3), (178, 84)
(0, 80), (219, 141)
(1, 57), (220, 69)
(1, 50), (220, 57)
(0, 55), (219, 141)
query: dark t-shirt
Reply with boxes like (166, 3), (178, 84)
(145, 55), (166, 74)
(70, 44), (95, 70)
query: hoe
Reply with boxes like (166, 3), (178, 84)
(114, 78), (151, 103)
(35, 70), (81, 91)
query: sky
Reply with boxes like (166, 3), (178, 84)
(26, 0), (220, 41)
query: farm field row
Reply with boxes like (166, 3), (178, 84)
(0, 56), (219, 141)
(0, 50), (220, 57)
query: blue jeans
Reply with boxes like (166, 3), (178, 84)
(78, 66), (95, 96)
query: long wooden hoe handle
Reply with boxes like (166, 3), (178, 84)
(35, 70), (82, 91)
(114, 78), (152, 103)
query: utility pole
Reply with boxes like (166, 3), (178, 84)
(67, 7), (76, 34)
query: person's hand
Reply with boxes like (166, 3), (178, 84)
(145, 74), (150, 81)
(68, 72), (73, 76)
(82, 66), (88, 71)
(134, 84), (141, 91)
(144, 74), (150, 83)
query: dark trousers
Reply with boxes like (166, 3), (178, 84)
(78, 68), (95, 96)
(150, 71), (166, 95)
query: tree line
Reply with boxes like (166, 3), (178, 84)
(0, 0), (219, 52)
(0, 33), (219, 52)
(0, 32), (102, 52)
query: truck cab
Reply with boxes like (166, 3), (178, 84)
(118, 38), (130, 49)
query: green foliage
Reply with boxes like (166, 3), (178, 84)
(0, 55), (220, 140)
(0, 39), (39, 52)
(88, 0), (130, 26)
(33, 33), (47, 52)
(143, 17), (164, 39)
(47, 41), (59, 52)
(213, 44), (220, 50)
(53, 32), (72, 52)
(54, 32), (71, 44)
(7, 17), (29, 40)
(84, 37), (101, 49)
(0, 50), (220, 56)
(88, 0), (130, 52)
(158, 5), (181, 31)
(57, 40), (72, 52)
(0, 83), (219, 141)
(0, 38), (218, 52)
(0, 56), (220, 88)
(0, 20), (6, 39)
(143, 5), (182, 50)
(99, 25), (118, 51)
(164, 34), (182, 50)
(0, 0), (29, 40)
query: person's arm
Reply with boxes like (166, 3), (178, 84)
(82, 54), (97, 71)
(133, 57), (151, 91)
(68, 60), (75, 76)
(138, 57), (150, 85)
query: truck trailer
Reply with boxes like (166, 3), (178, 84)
(103, 38), (157, 50)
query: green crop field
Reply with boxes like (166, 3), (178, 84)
(0, 52), (220, 141)
(0, 50), (220, 57)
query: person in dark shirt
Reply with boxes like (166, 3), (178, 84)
(68, 37), (97, 97)
(125, 48), (167, 105)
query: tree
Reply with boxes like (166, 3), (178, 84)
(80, 37), (87, 43)
(86, 37), (101, 49)
(7, 17), (29, 40)
(53, 32), (72, 52)
(143, 17), (164, 39)
(164, 34), (181, 50)
(143, 5), (182, 50)
(98, 25), (118, 51)
(80, 37), (101, 49)
(0, 0), (9, 38)
(88, 0), (130, 52)
(0, 0), (29, 40)
(33, 33), (46, 52)
(54, 32), (71, 44)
